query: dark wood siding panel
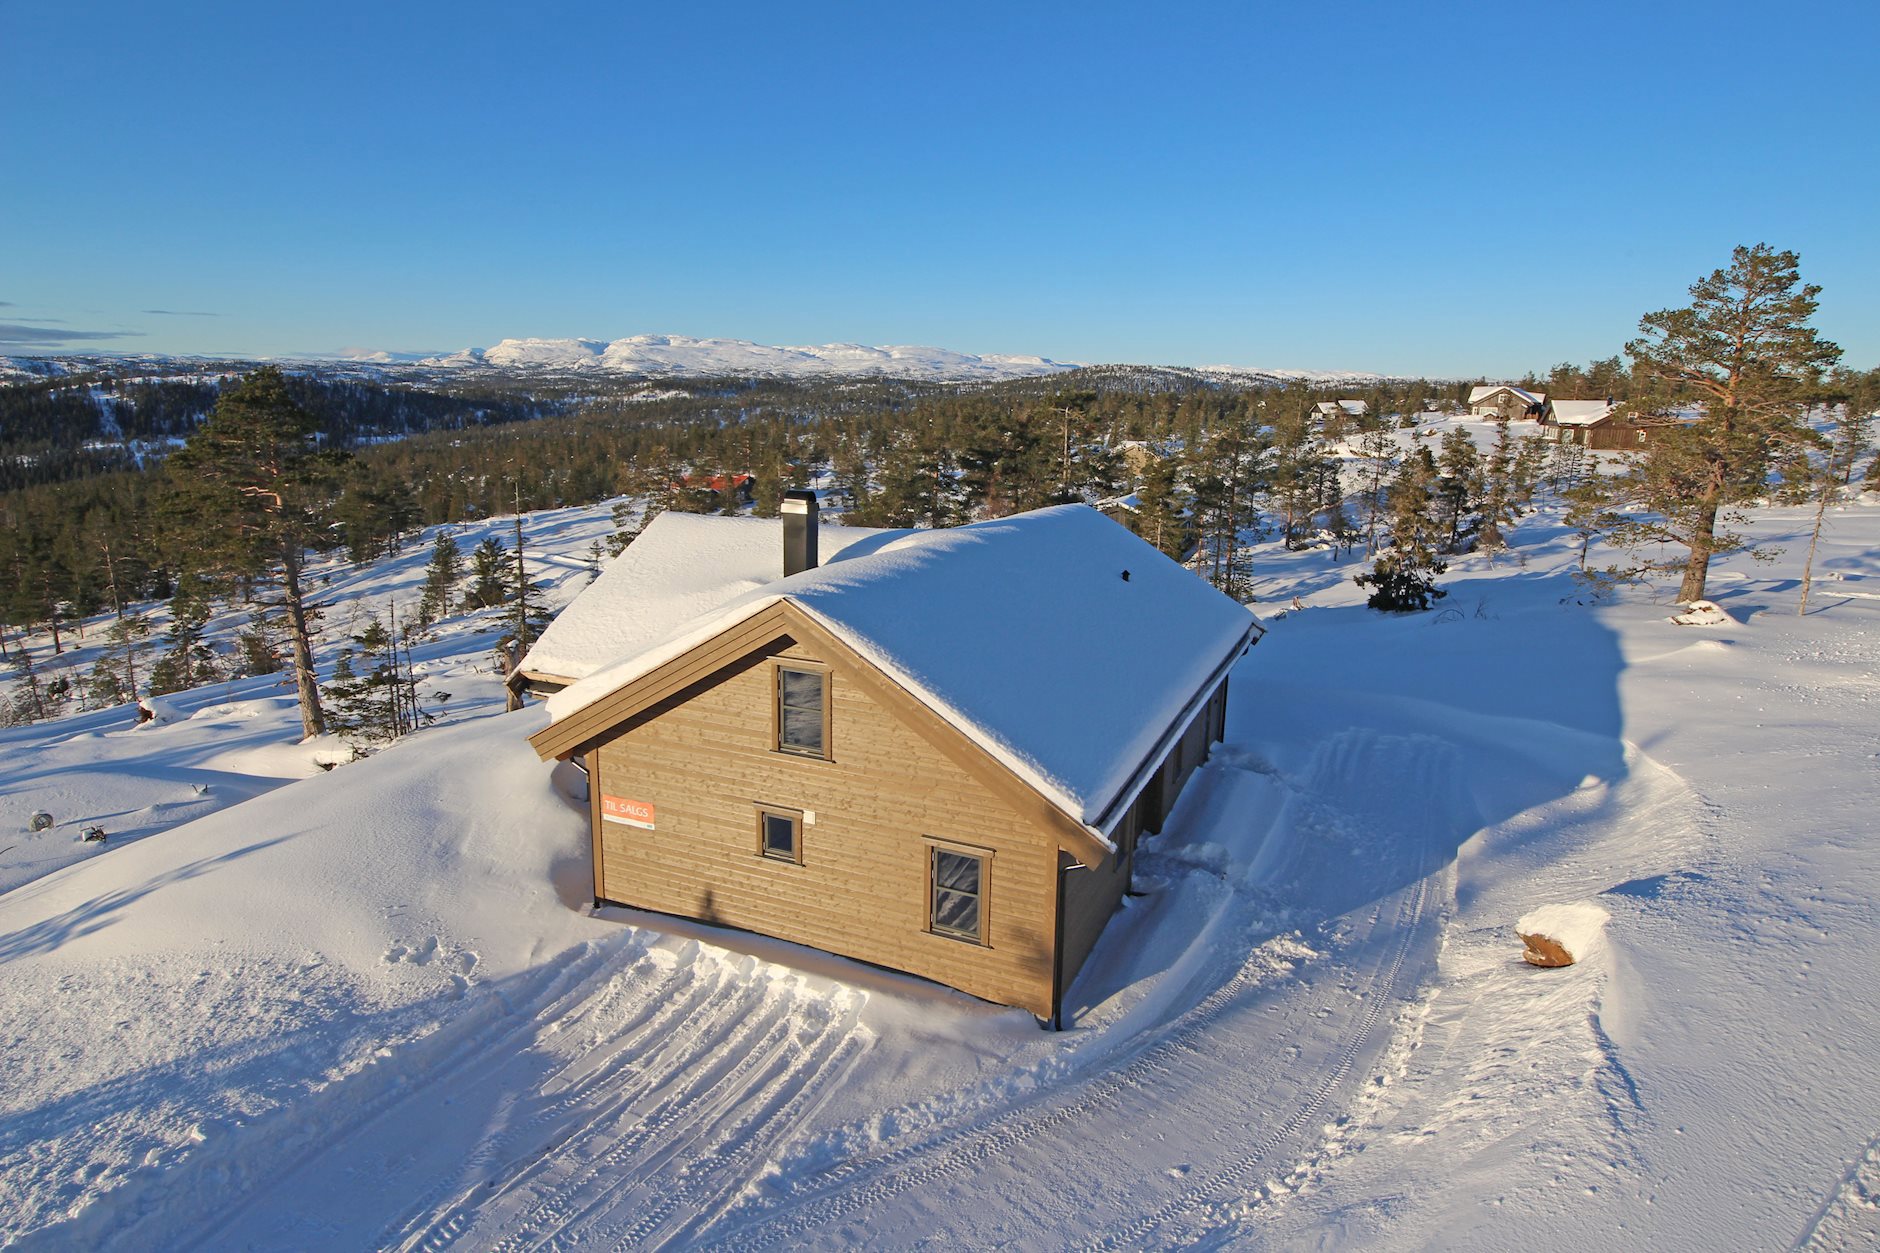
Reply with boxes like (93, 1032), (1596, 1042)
(1060, 851), (1127, 989)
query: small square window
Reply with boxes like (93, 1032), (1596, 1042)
(758, 807), (801, 863)
(776, 666), (828, 758)
(930, 846), (985, 943)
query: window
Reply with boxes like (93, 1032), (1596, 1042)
(930, 846), (985, 943)
(776, 665), (828, 758)
(758, 806), (801, 863)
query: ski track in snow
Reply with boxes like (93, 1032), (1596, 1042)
(1799, 1129), (1880, 1252)
(34, 937), (872, 1252)
(698, 730), (1463, 1250)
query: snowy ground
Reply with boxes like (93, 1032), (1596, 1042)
(3, 432), (1878, 1249)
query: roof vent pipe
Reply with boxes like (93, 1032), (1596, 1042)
(782, 489), (819, 576)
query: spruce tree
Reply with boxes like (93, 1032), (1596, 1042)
(148, 572), (221, 695)
(1477, 413), (1516, 552)
(416, 531), (464, 627)
(1435, 428), (1483, 552)
(1355, 445), (1448, 612)
(463, 537), (510, 610)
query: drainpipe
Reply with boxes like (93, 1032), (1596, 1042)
(1050, 860), (1068, 1031)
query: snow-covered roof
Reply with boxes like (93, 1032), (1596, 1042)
(541, 505), (1259, 837)
(1468, 385), (1545, 407)
(520, 512), (896, 683)
(1550, 400), (1617, 426)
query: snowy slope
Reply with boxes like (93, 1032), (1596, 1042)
(3, 444), (1878, 1249)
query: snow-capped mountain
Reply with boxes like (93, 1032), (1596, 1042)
(418, 334), (1080, 382)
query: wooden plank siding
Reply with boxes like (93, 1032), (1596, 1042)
(543, 602), (1242, 1021)
(590, 635), (1064, 1017)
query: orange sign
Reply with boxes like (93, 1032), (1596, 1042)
(601, 795), (656, 829)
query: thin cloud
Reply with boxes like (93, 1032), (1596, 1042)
(0, 300), (14, 307)
(0, 323), (143, 348)
(142, 308), (219, 317)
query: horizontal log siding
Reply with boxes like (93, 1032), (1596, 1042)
(593, 637), (1060, 1017)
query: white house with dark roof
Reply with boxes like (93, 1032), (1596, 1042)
(523, 494), (1261, 1023)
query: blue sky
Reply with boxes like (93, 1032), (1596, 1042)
(4, 1), (1876, 376)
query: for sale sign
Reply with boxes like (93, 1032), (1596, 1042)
(601, 795), (656, 829)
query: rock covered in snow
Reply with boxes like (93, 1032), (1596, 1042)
(1670, 599), (1736, 627)
(136, 695), (183, 725)
(1516, 902), (1610, 967)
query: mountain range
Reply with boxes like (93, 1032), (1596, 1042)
(3, 334), (1387, 387)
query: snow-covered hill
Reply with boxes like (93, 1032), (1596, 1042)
(412, 334), (1078, 381)
(6, 342), (1397, 388)
(3, 433), (1878, 1248)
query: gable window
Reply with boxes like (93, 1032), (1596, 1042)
(758, 806), (802, 863)
(776, 664), (828, 758)
(930, 846), (986, 944)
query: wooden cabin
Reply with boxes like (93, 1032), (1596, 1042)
(1468, 384), (1547, 419)
(1311, 399), (1369, 425)
(523, 495), (1261, 1024)
(1543, 400), (1696, 450)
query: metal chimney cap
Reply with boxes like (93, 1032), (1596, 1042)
(781, 489), (818, 514)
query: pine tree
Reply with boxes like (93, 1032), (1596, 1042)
(4, 647), (47, 725)
(1352, 425), (1399, 556)
(1797, 373), (1878, 613)
(148, 572), (221, 695)
(1269, 411), (1333, 549)
(1128, 446), (1191, 560)
(872, 420), (964, 528)
(164, 366), (344, 739)
(1563, 474), (1628, 573)
(1622, 244), (1842, 601)
(1186, 409), (1269, 599)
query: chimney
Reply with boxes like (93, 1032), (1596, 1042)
(782, 489), (819, 576)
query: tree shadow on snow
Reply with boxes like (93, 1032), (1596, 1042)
(0, 837), (292, 963)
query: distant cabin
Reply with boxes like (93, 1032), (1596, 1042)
(1310, 399), (1369, 425)
(520, 495), (1262, 1025)
(670, 472), (755, 507)
(1467, 385), (1547, 419)
(1542, 399), (1695, 449)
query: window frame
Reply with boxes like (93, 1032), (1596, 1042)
(926, 840), (991, 946)
(773, 661), (832, 760)
(756, 804), (804, 865)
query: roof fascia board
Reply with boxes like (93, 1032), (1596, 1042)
(527, 597), (1112, 866)
(527, 600), (792, 760)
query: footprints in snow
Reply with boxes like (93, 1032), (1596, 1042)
(383, 935), (480, 997)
